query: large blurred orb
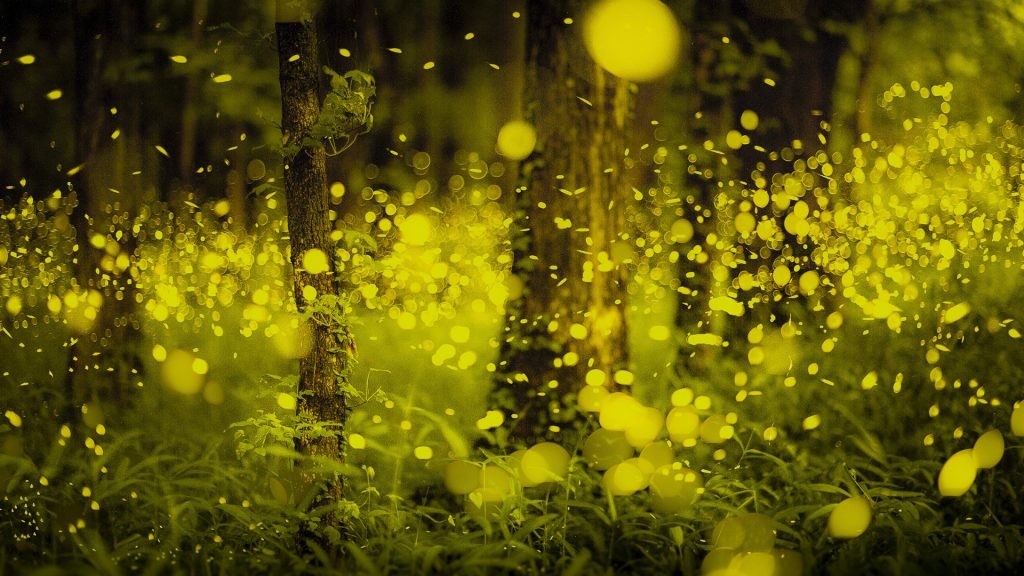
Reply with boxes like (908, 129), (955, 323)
(496, 120), (537, 160)
(583, 0), (682, 82)
(520, 442), (571, 485)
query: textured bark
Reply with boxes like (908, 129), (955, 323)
(495, 0), (632, 442)
(276, 19), (349, 529)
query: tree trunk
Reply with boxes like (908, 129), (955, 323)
(66, 0), (144, 424)
(734, 0), (853, 325)
(494, 0), (632, 442)
(276, 10), (350, 540)
(178, 0), (208, 196)
(674, 0), (736, 380)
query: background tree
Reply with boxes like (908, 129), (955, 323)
(494, 0), (633, 441)
(65, 0), (147, 422)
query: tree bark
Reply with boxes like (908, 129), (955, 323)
(276, 14), (350, 537)
(494, 0), (632, 442)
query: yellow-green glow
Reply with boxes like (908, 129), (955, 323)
(1013, 405), (1024, 436)
(495, 120), (537, 160)
(649, 464), (702, 513)
(582, 428), (633, 470)
(583, 0), (682, 82)
(160, 349), (205, 395)
(603, 460), (647, 496)
(399, 213), (433, 246)
(972, 430), (1004, 469)
(443, 460), (480, 495)
(827, 496), (872, 539)
(938, 449), (977, 497)
(520, 442), (570, 485)
(301, 248), (330, 274)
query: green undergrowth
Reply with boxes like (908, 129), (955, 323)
(2, 380), (1023, 575)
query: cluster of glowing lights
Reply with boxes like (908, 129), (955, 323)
(701, 513), (802, 576)
(441, 442), (571, 515)
(937, 428), (1005, 497)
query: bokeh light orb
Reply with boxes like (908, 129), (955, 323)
(444, 460), (480, 495)
(666, 405), (701, 443)
(496, 120), (537, 160)
(826, 496), (872, 539)
(1012, 404), (1024, 436)
(399, 213), (433, 246)
(160, 348), (206, 395)
(599, 392), (644, 431)
(972, 429), (1004, 469)
(583, 0), (682, 82)
(478, 465), (515, 501)
(649, 464), (703, 513)
(578, 384), (609, 412)
(938, 449), (977, 497)
(624, 406), (665, 447)
(520, 442), (571, 485)
(603, 460), (647, 496)
(639, 441), (673, 471)
(582, 428), (633, 470)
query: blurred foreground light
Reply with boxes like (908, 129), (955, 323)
(827, 496), (872, 539)
(475, 410), (505, 430)
(649, 464), (702, 513)
(271, 315), (312, 359)
(582, 428), (632, 470)
(348, 433), (366, 449)
(639, 441), (673, 471)
(301, 248), (330, 274)
(520, 442), (570, 485)
(160, 349), (205, 395)
(578, 385), (609, 412)
(1011, 403), (1024, 436)
(276, 393), (297, 411)
(496, 120), (537, 161)
(583, 0), (682, 82)
(603, 460), (646, 496)
(668, 218), (694, 243)
(444, 460), (480, 495)
(624, 406), (664, 447)
(666, 405), (701, 443)
(399, 213), (432, 246)
(972, 430), (1004, 469)
(599, 392), (643, 431)
(938, 449), (977, 497)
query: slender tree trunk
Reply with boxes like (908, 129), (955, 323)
(674, 0), (736, 380)
(178, 0), (208, 195)
(66, 0), (143, 423)
(731, 0), (852, 326)
(855, 0), (881, 137)
(276, 7), (350, 540)
(495, 0), (632, 442)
